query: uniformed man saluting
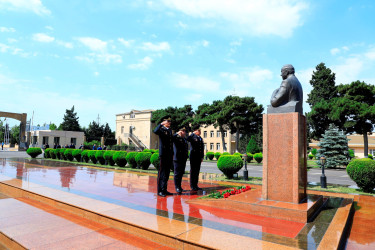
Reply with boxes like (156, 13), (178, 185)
(187, 125), (204, 191)
(153, 116), (174, 197)
(173, 127), (189, 194)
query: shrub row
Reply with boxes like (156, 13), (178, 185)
(204, 152), (262, 163)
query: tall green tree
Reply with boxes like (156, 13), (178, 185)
(85, 121), (103, 138)
(307, 63), (339, 140)
(330, 81), (375, 157)
(151, 105), (194, 132)
(246, 135), (260, 154)
(10, 125), (20, 144)
(49, 123), (57, 130)
(60, 106), (81, 131)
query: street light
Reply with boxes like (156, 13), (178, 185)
(320, 155), (327, 188)
(243, 153), (248, 181)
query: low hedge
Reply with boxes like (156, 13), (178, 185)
(95, 150), (105, 165)
(308, 154), (314, 160)
(150, 153), (160, 170)
(246, 153), (253, 163)
(233, 152), (243, 159)
(113, 151), (127, 167)
(347, 158), (375, 193)
(88, 150), (97, 164)
(254, 153), (263, 163)
(60, 148), (67, 160)
(72, 149), (82, 162)
(27, 147), (42, 158)
(206, 151), (214, 160)
(63, 149), (74, 161)
(50, 149), (56, 159)
(368, 154), (373, 160)
(214, 152), (221, 160)
(44, 148), (52, 158)
(217, 155), (243, 179)
(222, 152), (230, 155)
(104, 151), (116, 166)
(135, 152), (152, 170)
(82, 150), (90, 163)
(55, 148), (62, 160)
(126, 152), (138, 168)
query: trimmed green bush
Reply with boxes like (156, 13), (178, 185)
(214, 152), (221, 160)
(311, 148), (317, 157)
(206, 151), (214, 160)
(135, 152), (152, 170)
(44, 148), (52, 158)
(64, 149), (74, 161)
(254, 153), (263, 163)
(125, 152), (138, 168)
(246, 153), (253, 163)
(150, 153), (160, 170)
(55, 148), (62, 159)
(368, 154), (373, 160)
(149, 149), (157, 154)
(308, 154), (314, 160)
(104, 150), (116, 166)
(113, 151), (127, 167)
(233, 152), (242, 159)
(348, 149), (355, 159)
(81, 150), (90, 163)
(60, 148), (67, 160)
(27, 147), (42, 158)
(95, 150), (105, 165)
(222, 152), (230, 155)
(217, 155), (243, 179)
(50, 149), (56, 159)
(142, 149), (150, 153)
(88, 150), (97, 164)
(347, 158), (375, 193)
(72, 149), (82, 162)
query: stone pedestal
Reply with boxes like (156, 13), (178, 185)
(262, 112), (307, 204)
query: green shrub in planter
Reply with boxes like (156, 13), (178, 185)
(95, 150), (105, 165)
(135, 152), (152, 170)
(60, 148), (67, 160)
(113, 151), (127, 167)
(50, 149), (56, 159)
(125, 152), (138, 168)
(233, 152), (243, 159)
(55, 148), (62, 159)
(81, 150), (90, 163)
(104, 150), (116, 166)
(72, 149), (82, 162)
(347, 158), (375, 193)
(88, 150), (97, 164)
(368, 154), (373, 160)
(246, 153), (253, 163)
(254, 153), (263, 163)
(44, 148), (52, 158)
(149, 149), (157, 154)
(150, 153), (160, 170)
(214, 152), (221, 160)
(217, 155), (243, 179)
(206, 151), (214, 160)
(308, 154), (314, 160)
(64, 149), (74, 161)
(222, 152), (230, 155)
(26, 147), (42, 158)
(142, 149), (151, 153)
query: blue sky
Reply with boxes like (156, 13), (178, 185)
(1, 0), (375, 130)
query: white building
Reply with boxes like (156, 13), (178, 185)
(28, 130), (85, 148)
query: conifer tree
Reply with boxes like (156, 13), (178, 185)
(246, 135), (260, 154)
(317, 124), (349, 168)
(60, 106), (81, 131)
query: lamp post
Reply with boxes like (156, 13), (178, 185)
(320, 155), (327, 188)
(243, 153), (248, 181)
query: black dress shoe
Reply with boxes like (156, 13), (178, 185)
(192, 187), (203, 191)
(158, 192), (166, 197)
(165, 191), (173, 195)
(176, 188), (183, 194)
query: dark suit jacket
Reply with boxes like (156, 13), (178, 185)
(271, 74), (303, 107)
(173, 134), (188, 162)
(153, 124), (173, 158)
(187, 133), (204, 161)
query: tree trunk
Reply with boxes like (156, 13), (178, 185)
(236, 124), (240, 152)
(220, 126), (227, 152)
(363, 132), (369, 158)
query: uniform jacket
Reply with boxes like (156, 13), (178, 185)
(187, 133), (204, 160)
(153, 124), (173, 157)
(173, 133), (188, 162)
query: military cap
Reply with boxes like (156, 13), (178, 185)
(161, 115), (171, 122)
(178, 126), (186, 132)
(192, 124), (200, 131)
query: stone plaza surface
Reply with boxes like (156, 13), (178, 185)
(0, 158), (373, 249)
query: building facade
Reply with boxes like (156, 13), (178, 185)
(200, 124), (236, 154)
(28, 130), (85, 148)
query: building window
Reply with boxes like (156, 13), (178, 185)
(203, 131), (207, 138)
(121, 126), (124, 134)
(217, 131), (221, 137)
(216, 143), (220, 150)
(130, 113), (135, 118)
(71, 138), (77, 145)
(32, 136), (38, 144)
(42, 136), (49, 145)
(204, 143), (207, 151)
(223, 131), (227, 137)
(54, 137), (60, 145)
(210, 143), (214, 150)
(369, 149), (375, 155)
(224, 143), (227, 149)
(210, 131), (214, 137)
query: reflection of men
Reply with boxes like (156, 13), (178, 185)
(187, 125), (204, 191)
(173, 127), (189, 194)
(271, 64), (303, 107)
(153, 116), (174, 197)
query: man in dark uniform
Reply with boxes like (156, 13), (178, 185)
(173, 127), (188, 194)
(187, 125), (204, 191)
(153, 116), (174, 197)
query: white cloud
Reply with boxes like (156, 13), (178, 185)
(0, 27), (15, 32)
(141, 42), (170, 51)
(32, 33), (55, 43)
(0, 43), (10, 53)
(230, 39), (242, 47)
(77, 37), (107, 51)
(365, 48), (375, 60)
(94, 72), (99, 76)
(0, 0), (51, 15)
(185, 93), (202, 101)
(56, 40), (73, 49)
(178, 21), (187, 29)
(118, 38), (134, 48)
(333, 57), (364, 84)
(330, 48), (340, 55)
(45, 25), (53, 30)
(0, 43), (29, 57)
(7, 38), (17, 43)
(171, 73), (220, 91)
(128, 56), (153, 70)
(161, 0), (308, 38)
(76, 53), (122, 64)
(201, 40), (209, 47)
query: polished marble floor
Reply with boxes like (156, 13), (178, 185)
(0, 158), (351, 249)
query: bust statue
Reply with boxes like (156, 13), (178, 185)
(268, 64), (303, 114)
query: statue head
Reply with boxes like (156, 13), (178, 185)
(281, 64), (295, 80)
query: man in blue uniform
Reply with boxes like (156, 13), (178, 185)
(187, 125), (204, 191)
(153, 116), (174, 197)
(173, 127), (188, 194)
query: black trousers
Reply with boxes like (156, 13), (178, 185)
(157, 156), (173, 193)
(173, 160), (186, 189)
(190, 158), (202, 189)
